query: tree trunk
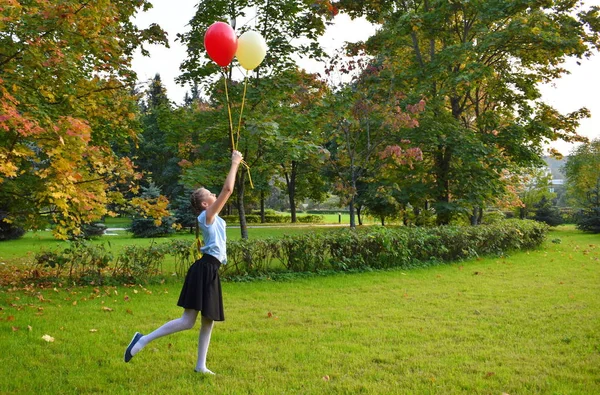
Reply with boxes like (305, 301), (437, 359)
(349, 198), (356, 228)
(380, 216), (385, 226)
(284, 161), (298, 223)
(434, 146), (452, 225)
(356, 205), (363, 226)
(470, 206), (479, 225)
(260, 190), (265, 223)
(236, 172), (248, 240)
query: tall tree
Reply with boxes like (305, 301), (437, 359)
(337, 0), (599, 224)
(563, 138), (600, 207)
(323, 53), (423, 228)
(0, 1), (169, 238)
(134, 74), (182, 199)
(262, 69), (330, 222)
(176, 0), (336, 238)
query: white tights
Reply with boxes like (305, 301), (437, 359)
(131, 309), (215, 374)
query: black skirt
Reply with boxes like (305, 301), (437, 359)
(177, 254), (224, 321)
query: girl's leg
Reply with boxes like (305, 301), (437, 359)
(131, 309), (199, 356)
(195, 316), (215, 374)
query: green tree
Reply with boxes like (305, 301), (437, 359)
(564, 138), (600, 207)
(575, 175), (600, 233)
(0, 1), (168, 239)
(323, 55), (422, 228)
(262, 69), (331, 222)
(533, 195), (563, 227)
(515, 167), (556, 220)
(176, 0), (336, 238)
(129, 181), (176, 238)
(134, 74), (182, 199)
(337, 0), (599, 224)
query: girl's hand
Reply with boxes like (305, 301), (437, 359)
(232, 150), (243, 165)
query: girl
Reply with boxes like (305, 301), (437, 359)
(124, 150), (243, 374)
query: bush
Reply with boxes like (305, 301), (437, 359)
(0, 220), (25, 241)
(28, 220), (549, 284)
(220, 219), (548, 279)
(81, 222), (107, 238)
(129, 217), (177, 238)
(533, 196), (563, 227)
(34, 240), (113, 284)
(296, 214), (324, 223)
(575, 208), (600, 233)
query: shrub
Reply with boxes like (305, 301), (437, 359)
(81, 222), (107, 238)
(113, 242), (168, 283)
(296, 214), (324, 223)
(129, 217), (177, 238)
(533, 196), (563, 227)
(0, 220), (25, 241)
(34, 240), (113, 284)
(28, 220), (549, 284)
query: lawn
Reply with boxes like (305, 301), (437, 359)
(1, 226), (599, 394)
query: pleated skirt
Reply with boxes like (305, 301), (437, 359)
(177, 254), (224, 321)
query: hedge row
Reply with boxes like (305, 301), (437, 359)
(31, 219), (547, 284)
(221, 214), (324, 224)
(221, 219), (548, 278)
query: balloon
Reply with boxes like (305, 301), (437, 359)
(235, 31), (268, 70)
(204, 22), (237, 67)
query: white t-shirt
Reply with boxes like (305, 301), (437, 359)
(198, 211), (227, 264)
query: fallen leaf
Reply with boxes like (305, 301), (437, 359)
(72, 301), (77, 306)
(12, 326), (19, 332)
(126, 309), (133, 315)
(7, 315), (15, 321)
(89, 329), (98, 333)
(267, 312), (272, 318)
(28, 325), (32, 331)
(42, 334), (55, 342)
(322, 375), (330, 381)
(101, 306), (113, 312)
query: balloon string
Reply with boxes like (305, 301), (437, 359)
(223, 70), (254, 189)
(241, 160), (254, 189)
(235, 70), (249, 150)
(222, 72), (235, 151)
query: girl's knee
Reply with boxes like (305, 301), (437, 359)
(181, 309), (199, 329)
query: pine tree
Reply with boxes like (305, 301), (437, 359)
(533, 196), (563, 227)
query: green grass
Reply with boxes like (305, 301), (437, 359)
(1, 226), (599, 394)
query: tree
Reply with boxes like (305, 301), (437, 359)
(0, 1), (169, 239)
(515, 167), (556, 220)
(175, 0), (337, 238)
(533, 196), (563, 227)
(134, 74), (182, 199)
(129, 181), (176, 238)
(575, 175), (600, 233)
(337, 0), (599, 224)
(564, 139), (600, 207)
(262, 69), (331, 222)
(323, 53), (423, 228)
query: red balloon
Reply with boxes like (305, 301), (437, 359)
(204, 22), (237, 67)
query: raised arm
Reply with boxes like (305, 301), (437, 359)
(204, 150), (243, 225)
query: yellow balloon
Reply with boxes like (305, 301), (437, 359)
(235, 31), (267, 70)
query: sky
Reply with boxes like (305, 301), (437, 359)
(131, 1), (600, 156)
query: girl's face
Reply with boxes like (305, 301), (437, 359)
(199, 188), (217, 208)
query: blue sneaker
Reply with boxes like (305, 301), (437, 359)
(124, 332), (143, 363)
